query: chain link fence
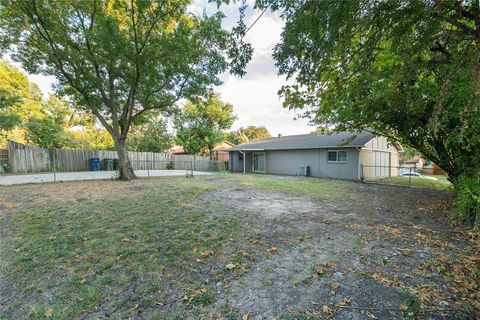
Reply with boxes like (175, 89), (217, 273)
(0, 151), (226, 184)
(361, 164), (451, 189)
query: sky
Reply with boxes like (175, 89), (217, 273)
(13, 0), (313, 136)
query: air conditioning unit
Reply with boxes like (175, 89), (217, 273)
(298, 165), (310, 176)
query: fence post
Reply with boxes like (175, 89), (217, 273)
(409, 167), (412, 187)
(191, 156), (194, 177)
(52, 149), (57, 182)
(7, 140), (14, 173)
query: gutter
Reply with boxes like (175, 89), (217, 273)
(356, 146), (362, 181)
(239, 150), (246, 174)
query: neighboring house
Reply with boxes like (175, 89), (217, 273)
(212, 140), (235, 161)
(169, 140), (235, 161)
(228, 131), (400, 181)
(422, 162), (446, 175)
(168, 145), (188, 155)
(402, 155), (425, 170)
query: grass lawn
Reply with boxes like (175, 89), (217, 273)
(0, 178), (256, 319)
(373, 174), (451, 190)
(1, 174), (478, 319)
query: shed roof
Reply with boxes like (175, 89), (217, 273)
(228, 131), (375, 151)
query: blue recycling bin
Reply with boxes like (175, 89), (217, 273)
(88, 158), (100, 171)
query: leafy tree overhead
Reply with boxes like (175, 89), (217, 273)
(229, 125), (271, 144)
(175, 93), (236, 158)
(0, 1), (246, 180)
(258, 0), (480, 225)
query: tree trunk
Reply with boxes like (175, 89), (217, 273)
(115, 139), (135, 180)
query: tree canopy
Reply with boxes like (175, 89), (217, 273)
(0, 60), (115, 149)
(126, 118), (173, 153)
(228, 125), (272, 144)
(175, 93), (236, 157)
(264, 0), (479, 179)
(0, 0), (245, 179)
(260, 0), (480, 224)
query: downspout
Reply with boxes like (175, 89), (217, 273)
(240, 150), (246, 174)
(355, 146), (362, 181)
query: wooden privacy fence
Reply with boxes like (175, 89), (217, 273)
(8, 141), (213, 173)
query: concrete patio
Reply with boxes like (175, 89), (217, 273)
(0, 170), (213, 185)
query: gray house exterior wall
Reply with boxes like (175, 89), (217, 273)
(229, 148), (361, 180)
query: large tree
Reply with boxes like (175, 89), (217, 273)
(257, 0), (480, 222)
(0, 0), (242, 179)
(175, 93), (236, 158)
(229, 125), (272, 144)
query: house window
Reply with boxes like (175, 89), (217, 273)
(239, 153), (243, 161)
(328, 150), (347, 162)
(252, 152), (265, 172)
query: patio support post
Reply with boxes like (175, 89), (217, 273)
(240, 151), (246, 174)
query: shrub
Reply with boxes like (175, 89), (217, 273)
(454, 175), (480, 226)
(0, 163), (8, 174)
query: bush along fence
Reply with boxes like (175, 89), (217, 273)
(6, 140), (215, 174)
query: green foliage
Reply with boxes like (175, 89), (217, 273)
(400, 146), (419, 164)
(126, 118), (173, 153)
(0, 0), (242, 179)
(0, 61), (114, 150)
(175, 93), (236, 156)
(25, 117), (80, 149)
(229, 125), (271, 144)
(401, 289), (421, 320)
(259, 0), (480, 224)
(454, 175), (480, 225)
(0, 61), (43, 134)
(310, 126), (332, 135)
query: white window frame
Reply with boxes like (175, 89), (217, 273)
(327, 150), (347, 163)
(252, 152), (266, 173)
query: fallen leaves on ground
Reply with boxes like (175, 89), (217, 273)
(266, 246), (278, 254)
(322, 305), (332, 315)
(200, 250), (214, 258)
(45, 308), (53, 317)
(250, 239), (264, 245)
(336, 297), (351, 307)
(370, 273), (404, 288)
(415, 233), (428, 241)
(376, 226), (404, 236)
(397, 248), (414, 256)
(314, 265), (324, 276)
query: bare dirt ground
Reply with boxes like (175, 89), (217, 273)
(200, 176), (480, 320)
(0, 175), (479, 319)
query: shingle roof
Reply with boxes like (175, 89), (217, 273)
(228, 131), (375, 151)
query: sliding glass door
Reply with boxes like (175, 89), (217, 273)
(252, 152), (265, 172)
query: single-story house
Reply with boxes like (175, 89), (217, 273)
(228, 131), (400, 181)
